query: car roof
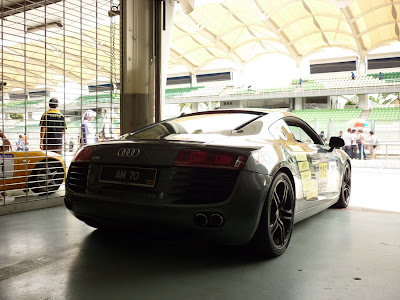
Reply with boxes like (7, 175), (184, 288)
(179, 108), (297, 118)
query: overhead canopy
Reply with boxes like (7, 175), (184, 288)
(171, 0), (400, 73)
(0, 0), (120, 91)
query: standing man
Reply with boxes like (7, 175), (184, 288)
(341, 128), (352, 156)
(40, 98), (66, 155)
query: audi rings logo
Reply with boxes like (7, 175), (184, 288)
(117, 148), (140, 158)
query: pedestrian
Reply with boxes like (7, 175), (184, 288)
(16, 134), (24, 151)
(342, 128), (352, 156)
(350, 129), (358, 159)
(80, 109), (97, 146)
(0, 128), (11, 151)
(319, 131), (326, 142)
(40, 98), (66, 155)
(357, 129), (367, 160)
(299, 78), (302, 87)
(69, 138), (74, 152)
(379, 72), (383, 80)
(369, 131), (378, 160)
(351, 72), (355, 80)
(21, 133), (29, 150)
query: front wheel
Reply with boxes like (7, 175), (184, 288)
(250, 172), (295, 257)
(30, 161), (64, 195)
(334, 163), (351, 208)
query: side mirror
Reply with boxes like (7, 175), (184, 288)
(328, 136), (344, 152)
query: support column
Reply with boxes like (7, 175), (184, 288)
(358, 94), (369, 110)
(359, 55), (367, 76)
(190, 74), (197, 87)
(121, 0), (155, 134)
(294, 97), (304, 110)
(328, 96), (338, 109)
(192, 102), (199, 113)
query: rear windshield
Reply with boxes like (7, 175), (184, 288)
(123, 112), (262, 140)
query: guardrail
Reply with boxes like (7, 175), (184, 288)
(374, 142), (400, 160)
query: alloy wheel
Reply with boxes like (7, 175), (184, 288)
(269, 178), (294, 250)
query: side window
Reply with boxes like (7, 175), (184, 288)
(283, 118), (322, 145)
(269, 120), (290, 140)
(287, 125), (314, 144)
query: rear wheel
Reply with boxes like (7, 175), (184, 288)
(250, 172), (295, 257)
(30, 161), (64, 195)
(334, 163), (351, 208)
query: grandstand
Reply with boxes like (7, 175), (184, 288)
(165, 72), (400, 103)
(292, 108), (363, 122)
(369, 107), (400, 121)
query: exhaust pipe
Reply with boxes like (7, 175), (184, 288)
(209, 214), (224, 227)
(193, 213), (208, 227)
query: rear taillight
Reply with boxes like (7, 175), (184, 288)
(174, 149), (247, 170)
(72, 147), (93, 162)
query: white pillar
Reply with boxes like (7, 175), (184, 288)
(192, 102), (199, 113)
(359, 55), (367, 76)
(190, 74), (197, 87)
(294, 97), (304, 110)
(358, 94), (369, 110)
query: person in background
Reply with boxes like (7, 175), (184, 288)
(379, 72), (383, 80)
(341, 128), (352, 156)
(40, 98), (66, 155)
(369, 131), (378, 160)
(0, 129), (11, 151)
(319, 131), (327, 142)
(80, 109), (97, 146)
(21, 133), (28, 150)
(351, 72), (355, 80)
(357, 129), (367, 160)
(69, 138), (74, 152)
(350, 129), (358, 159)
(299, 78), (302, 87)
(16, 134), (24, 151)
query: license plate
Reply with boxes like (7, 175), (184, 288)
(99, 166), (157, 187)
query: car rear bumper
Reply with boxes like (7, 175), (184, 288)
(65, 171), (272, 245)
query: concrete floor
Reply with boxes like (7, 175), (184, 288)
(0, 167), (400, 300)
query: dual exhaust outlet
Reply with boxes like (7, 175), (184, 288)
(193, 213), (224, 228)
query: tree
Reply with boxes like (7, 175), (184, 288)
(10, 113), (23, 120)
(369, 93), (399, 105)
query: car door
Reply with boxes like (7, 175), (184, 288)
(283, 117), (341, 205)
(269, 118), (320, 211)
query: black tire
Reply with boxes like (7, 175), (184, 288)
(30, 161), (64, 195)
(250, 172), (295, 257)
(334, 163), (351, 208)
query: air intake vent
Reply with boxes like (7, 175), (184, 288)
(169, 168), (239, 204)
(67, 162), (89, 193)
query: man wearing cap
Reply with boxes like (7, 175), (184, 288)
(40, 98), (66, 154)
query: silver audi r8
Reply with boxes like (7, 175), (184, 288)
(65, 109), (350, 257)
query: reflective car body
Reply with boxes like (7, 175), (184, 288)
(65, 109), (350, 256)
(1, 149), (66, 194)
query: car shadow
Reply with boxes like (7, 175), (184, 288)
(67, 228), (271, 298)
